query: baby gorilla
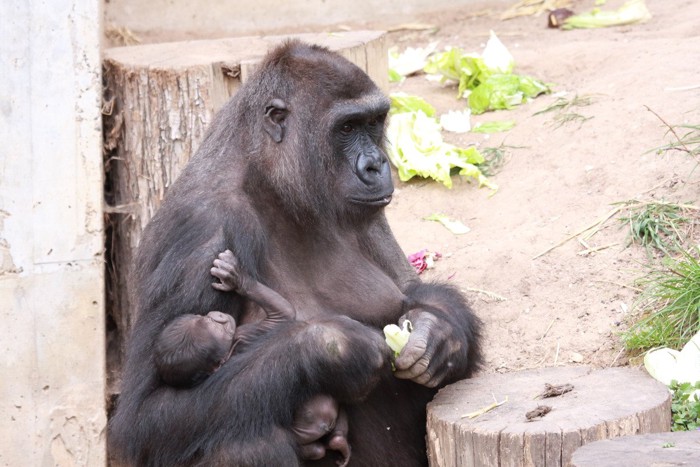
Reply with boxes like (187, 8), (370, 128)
(154, 249), (351, 466)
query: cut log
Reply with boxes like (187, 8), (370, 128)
(102, 31), (388, 396)
(426, 366), (672, 467)
(571, 431), (700, 467)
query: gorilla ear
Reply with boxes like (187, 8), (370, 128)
(264, 99), (289, 143)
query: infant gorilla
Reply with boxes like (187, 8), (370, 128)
(154, 250), (351, 466)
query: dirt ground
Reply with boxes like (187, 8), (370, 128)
(376, 0), (700, 373)
(109, 0), (700, 374)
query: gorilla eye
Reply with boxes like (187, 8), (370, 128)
(341, 123), (354, 134)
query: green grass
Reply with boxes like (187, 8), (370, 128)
(615, 200), (696, 257)
(479, 143), (520, 176)
(623, 249), (700, 351)
(533, 94), (596, 128)
(645, 106), (700, 159)
(653, 124), (700, 158)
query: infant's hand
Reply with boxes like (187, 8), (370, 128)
(211, 249), (253, 294)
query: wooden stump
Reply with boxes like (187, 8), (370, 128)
(102, 31), (388, 396)
(426, 366), (672, 467)
(571, 431), (700, 467)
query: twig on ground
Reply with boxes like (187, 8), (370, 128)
(463, 287), (507, 302)
(532, 206), (622, 259)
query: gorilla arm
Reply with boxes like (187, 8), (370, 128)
(362, 213), (483, 388)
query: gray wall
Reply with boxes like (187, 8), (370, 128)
(105, 0), (479, 41)
(0, 0), (106, 465)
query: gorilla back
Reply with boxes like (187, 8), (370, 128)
(109, 40), (482, 466)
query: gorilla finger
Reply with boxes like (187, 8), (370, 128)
(212, 258), (234, 273)
(210, 267), (228, 280)
(211, 281), (233, 292)
(394, 328), (430, 371)
(394, 355), (431, 381)
(425, 365), (452, 388)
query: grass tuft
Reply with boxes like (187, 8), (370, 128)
(623, 249), (700, 351)
(533, 94), (596, 128)
(615, 200), (697, 257)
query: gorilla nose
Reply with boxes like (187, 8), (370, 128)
(356, 152), (387, 185)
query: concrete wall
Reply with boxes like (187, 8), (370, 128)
(105, 0), (479, 41)
(0, 0), (106, 465)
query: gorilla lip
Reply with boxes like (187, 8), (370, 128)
(351, 195), (392, 207)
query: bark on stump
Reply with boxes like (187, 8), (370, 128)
(426, 366), (672, 467)
(102, 31), (388, 397)
(571, 431), (700, 467)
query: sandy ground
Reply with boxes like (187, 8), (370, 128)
(377, 0), (700, 373)
(107, 0), (700, 374)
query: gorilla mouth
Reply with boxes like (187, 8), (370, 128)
(351, 195), (393, 207)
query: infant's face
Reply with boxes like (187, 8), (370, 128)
(201, 311), (236, 349)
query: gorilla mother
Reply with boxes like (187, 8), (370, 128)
(110, 41), (482, 466)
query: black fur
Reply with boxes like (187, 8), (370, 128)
(109, 40), (482, 466)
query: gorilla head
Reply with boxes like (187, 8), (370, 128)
(239, 43), (394, 224)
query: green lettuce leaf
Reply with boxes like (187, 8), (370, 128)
(386, 108), (495, 189)
(471, 120), (516, 133)
(424, 214), (471, 234)
(469, 74), (549, 114)
(424, 32), (550, 113)
(390, 92), (436, 117)
(563, 0), (652, 29)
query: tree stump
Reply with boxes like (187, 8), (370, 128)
(102, 31), (388, 398)
(426, 366), (672, 467)
(571, 431), (700, 467)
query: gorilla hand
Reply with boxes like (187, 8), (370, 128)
(211, 249), (256, 294)
(393, 307), (469, 388)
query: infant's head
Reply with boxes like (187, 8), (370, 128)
(155, 311), (236, 387)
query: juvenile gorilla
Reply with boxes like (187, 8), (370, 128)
(109, 40), (482, 466)
(154, 250), (352, 464)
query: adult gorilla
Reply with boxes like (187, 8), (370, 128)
(109, 41), (482, 466)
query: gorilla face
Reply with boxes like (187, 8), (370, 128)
(331, 99), (393, 215)
(258, 62), (394, 224)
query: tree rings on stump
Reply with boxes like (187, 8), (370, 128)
(426, 366), (671, 467)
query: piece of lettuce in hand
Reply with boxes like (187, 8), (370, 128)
(562, 0), (651, 29)
(471, 120), (516, 133)
(384, 320), (413, 358)
(386, 110), (495, 189)
(390, 92), (436, 117)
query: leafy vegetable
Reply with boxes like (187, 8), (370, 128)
(440, 110), (472, 133)
(388, 43), (438, 82)
(425, 214), (471, 234)
(389, 92), (436, 117)
(387, 99), (495, 189)
(469, 74), (550, 114)
(471, 120), (516, 133)
(384, 320), (413, 357)
(670, 381), (700, 431)
(423, 31), (550, 113)
(562, 0), (652, 29)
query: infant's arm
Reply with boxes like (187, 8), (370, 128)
(211, 249), (296, 321)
